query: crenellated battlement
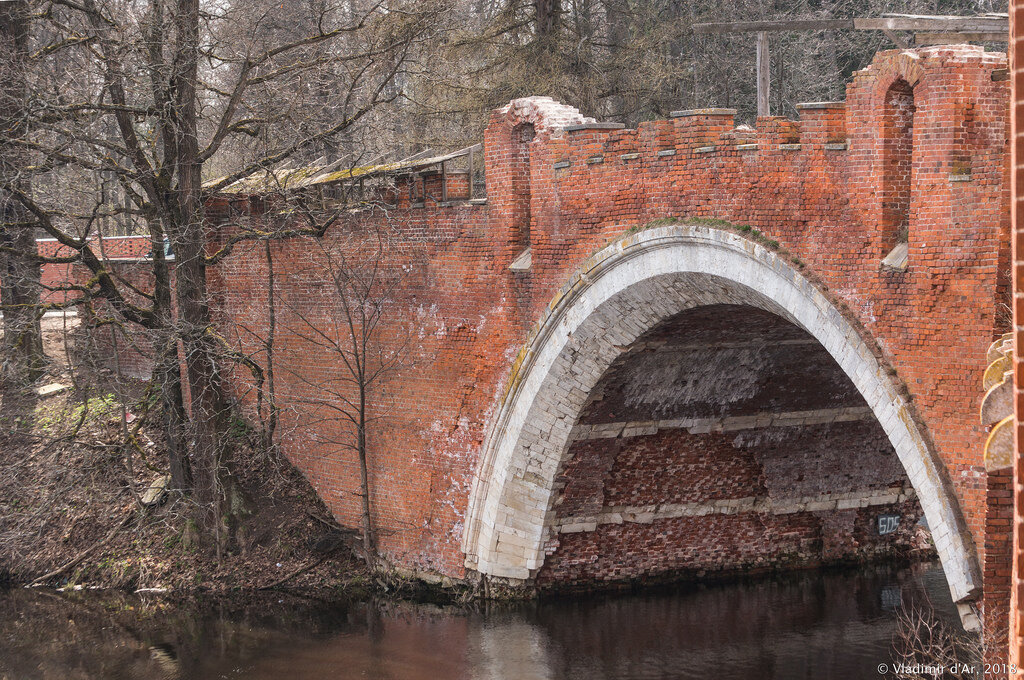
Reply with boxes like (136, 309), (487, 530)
(310, 45), (1008, 291)
(208, 45), (1007, 264)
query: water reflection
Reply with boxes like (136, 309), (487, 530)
(0, 561), (963, 680)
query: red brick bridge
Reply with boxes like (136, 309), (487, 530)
(201, 46), (1011, 634)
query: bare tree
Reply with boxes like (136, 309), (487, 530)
(0, 0), (46, 392)
(401, 0), (1008, 152)
(892, 599), (982, 679)
(277, 220), (412, 565)
(0, 0), (446, 544)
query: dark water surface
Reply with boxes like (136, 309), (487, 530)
(0, 561), (965, 680)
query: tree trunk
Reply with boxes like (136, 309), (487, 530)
(151, 227), (190, 490)
(535, 0), (561, 39)
(263, 241), (278, 446)
(171, 0), (230, 534)
(0, 0), (46, 391)
(358, 385), (374, 566)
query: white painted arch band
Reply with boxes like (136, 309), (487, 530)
(461, 224), (981, 603)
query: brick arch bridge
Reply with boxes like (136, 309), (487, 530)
(194, 45), (1012, 639)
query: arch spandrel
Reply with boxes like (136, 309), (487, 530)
(461, 224), (981, 603)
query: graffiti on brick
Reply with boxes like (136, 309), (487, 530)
(877, 514), (901, 536)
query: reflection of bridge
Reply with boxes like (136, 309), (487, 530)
(198, 45), (1013, 662)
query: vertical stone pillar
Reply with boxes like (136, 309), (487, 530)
(483, 97), (588, 265)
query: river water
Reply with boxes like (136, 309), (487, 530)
(0, 561), (968, 680)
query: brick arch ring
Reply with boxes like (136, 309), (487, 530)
(461, 223), (981, 603)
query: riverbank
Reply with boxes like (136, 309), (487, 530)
(0, 410), (372, 594)
(0, 315), (379, 595)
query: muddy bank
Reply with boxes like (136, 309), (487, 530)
(0, 315), (377, 595)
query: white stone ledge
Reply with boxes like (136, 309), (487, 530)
(554, 487), (917, 532)
(570, 406), (874, 441)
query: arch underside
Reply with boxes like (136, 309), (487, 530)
(462, 225), (981, 603)
(538, 303), (923, 587)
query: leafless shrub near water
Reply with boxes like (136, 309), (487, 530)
(891, 599), (983, 679)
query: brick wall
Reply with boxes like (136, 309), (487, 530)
(163, 45), (1011, 610)
(202, 46), (1009, 590)
(1010, 0), (1024, 672)
(38, 235), (165, 379)
(986, 467), (1013, 676)
(77, 259), (168, 380)
(33, 235), (152, 305)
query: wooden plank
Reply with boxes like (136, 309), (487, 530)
(882, 28), (909, 48)
(854, 16), (1006, 32)
(756, 31), (770, 117)
(915, 31), (1008, 44)
(693, 15), (1005, 35)
(692, 19), (853, 34)
(884, 12), (1006, 19)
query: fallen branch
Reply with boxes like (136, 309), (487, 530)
(259, 555), (329, 590)
(306, 510), (356, 534)
(29, 510), (134, 586)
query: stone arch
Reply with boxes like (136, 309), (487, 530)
(461, 224), (981, 603)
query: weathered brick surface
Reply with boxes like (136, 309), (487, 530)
(539, 303), (921, 585)
(576, 305), (862, 423)
(986, 467), (1013, 677)
(200, 47), (1010, 589)
(538, 500), (923, 588)
(74, 257), (170, 380)
(1010, 0), (1024, 672)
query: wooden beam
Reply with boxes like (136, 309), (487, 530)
(915, 31), (1008, 44)
(853, 15), (1006, 33)
(693, 19), (853, 34)
(692, 14), (1006, 35)
(882, 28), (909, 48)
(756, 31), (770, 117)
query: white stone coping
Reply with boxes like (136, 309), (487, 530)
(570, 406), (874, 441)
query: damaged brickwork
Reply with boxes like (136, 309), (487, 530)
(536, 305), (924, 589)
